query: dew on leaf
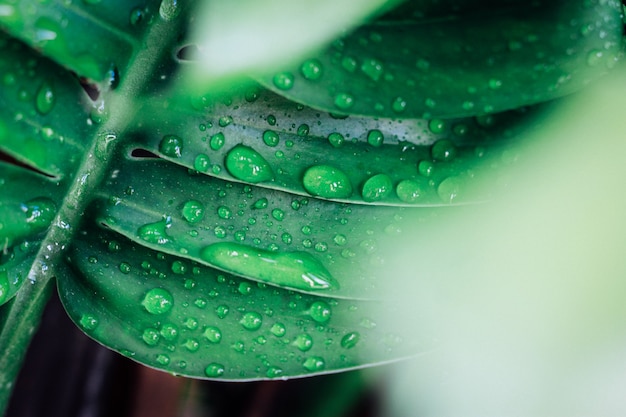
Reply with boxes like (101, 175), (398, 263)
(240, 311), (263, 331)
(309, 301), (331, 323)
(194, 154), (210, 172)
(225, 145), (274, 183)
(391, 97), (407, 113)
(296, 124), (309, 137)
(159, 135), (183, 158)
(210, 133), (225, 150)
(79, 314), (98, 331)
(273, 72), (294, 90)
(262, 130), (279, 147)
(160, 323), (178, 341)
(428, 119), (446, 134)
(35, 81), (55, 115)
(334, 93), (354, 110)
(205, 363), (225, 377)
(361, 174), (393, 202)
(396, 179), (424, 203)
(216, 305), (229, 319)
(181, 200), (204, 224)
(303, 356), (325, 372)
(137, 217), (171, 244)
(327, 132), (344, 148)
(24, 198), (57, 230)
(366, 129), (384, 147)
(199, 242), (338, 291)
(156, 354), (170, 366)
(361, 58), (384, 81)
(171, 260), (187, 274)
(300, 59), (323, 80)
(431, 139), (457, 162)
(438, 176), (462, 203)
(341, 331), (360, 349)
(270, 322), (286, 337)
(142, 328), (160, 346)
(293, 333), (313, 351)
(203, 326), (222, 343)
(271, 208), (284, 221)
(217, 205), (232, 219)
(302, 165), (352, 199)
(266, 366), (283, 378)
(119, 262), (131, 274)
(142, 288), (174, 315)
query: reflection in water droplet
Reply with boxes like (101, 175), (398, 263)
(293, 333), (313, 351)
(240, 311), (263, 330)
(270, 322), (286, 337)
(225, 145), (274, 183)
(366, 129), (384, 147)
(273, 72), (294, 90)
(334, 93), (354, 110)
(159, 135), (183, 158)
(328, 132), (344, 148)
(302, 165), (352, 199)
(361, 174), (393, 202)
(309, 301), (331, 323)
(431, 139), (457, 162)
(262, 130), (279, 147)
(396, 179), (424, 203)
(142, 288), (174, 315)
(200, 242), (338, 291)
(210, 133), (225, 150)
(205, 363), (225, 377)
(300, 59), (323, 80)
(182, 200), (204, 223)
(303, 356), (325, 372)
(137, 217), (172, 244)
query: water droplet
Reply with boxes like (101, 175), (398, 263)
(587, 49), (603, 67)
(216, 305), (229, 319)
(199, 242), (338, 291)
(309, 301), (331, 323)
(182, 200), (204, 223)
(341, 56), (357, 72)
(142, 328), (160, 346)
(334, 93), (354, 110)
(225, 145), (274, 183)
(137, 217), (172, 244)
(159, 135), (183, 158)
(333, 234), (347, 246)
(270, 322), (286, 337)
(202, 326), (222, 343)
(361, 174), (393, 202)
(205, 363), (225, 377)
(488, 78), (503, 89)
(35, 81), (55, 115)
(418, 160), (434, 177)
(183, 338), (200, 351)
(391, 97), (407, 113)
(428, 119), (446, 134)
(341, 331), (360, 349)
(271, 208), (284, 221)
(252, 198), (268, 209)
(300, 59), (323, 80)
(210, 132), (225, 150)
(327, 132), (344, 148)
(293, 333), (313, 351)
(273, 72), (294, 90)
(396, 179), (424, 203)
(361, 58), (384, 81)
(23, 198), (57, 230)
(266, 114), (276, 125)
(431, 139), (457, 162)
(240, 311), (263, 331)
(119, 262), (131, 274)
(297, 124), (309, 137)
(303, 356), (325, 372)
(156, 354), (170, 366)
(142, 288), (174, 315)
(438, 176), (461, 203)
(171, 260), (187, 275)
(302, 165), (352, 199)
(266, 366), (283, 378)
(160, 323), (178, 341)
(366, 129), (384, 147)
(79, 314), (98, 331)
(262, 130), (279, 147)
(217, 205), (232, 219)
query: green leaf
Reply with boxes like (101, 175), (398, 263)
(256, 0), (624, 118)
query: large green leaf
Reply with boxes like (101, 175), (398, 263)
(257, 0), (623, 118)
(0, 0), (623, 414)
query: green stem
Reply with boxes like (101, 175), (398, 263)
(0, 4), (191, 415)
(0, 277), (54, 415)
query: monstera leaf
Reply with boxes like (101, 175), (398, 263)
(0, 0), (623, 414)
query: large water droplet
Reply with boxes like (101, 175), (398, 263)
(199, 242), (338, 291)
(262, 130), (279, 147)
(142, 288), (174, 315)
(225, 145), (274, 183)
(210, 132), (225, 150)
(366, 129), (384, 147)
(396, 179), (424, 203)
(361, 174), (393, 202)
(194, 154), (210, 172)
(273, 72), (294, 90)
(302, 165), (352, 199)
(431, 139), (457, 162)
(159, 135), (183, 158)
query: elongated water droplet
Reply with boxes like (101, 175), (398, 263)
(303, 165), (352, 199)
(341, 331), (360, 348)
(225, 145), (274, 183)
(199, 242), (338, 291)
(35, 81), (55, 115)
(142, 288), (174, 315)
(361, 174), (393, 202)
